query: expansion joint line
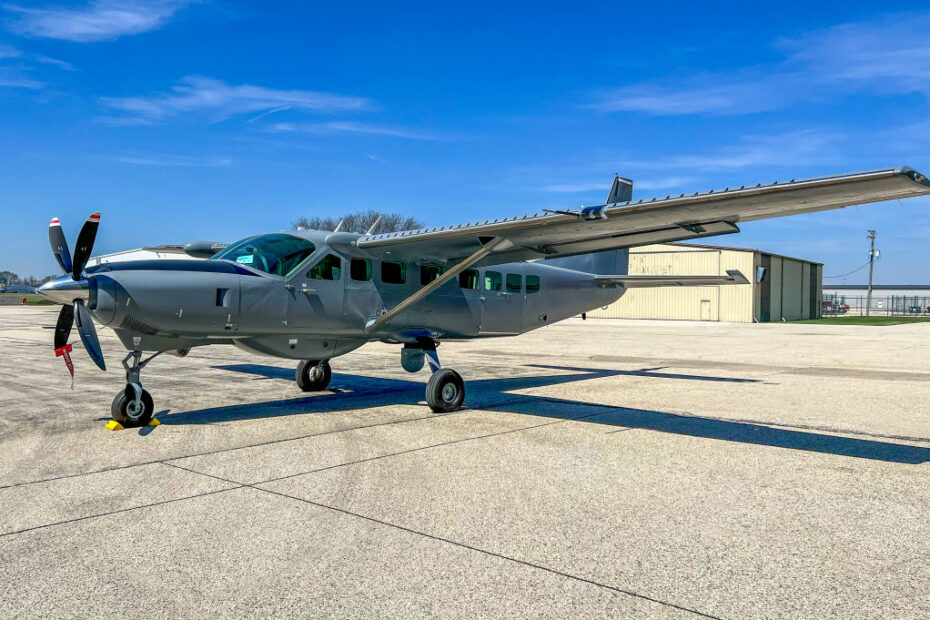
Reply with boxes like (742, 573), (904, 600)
(162, 428), (723, 620)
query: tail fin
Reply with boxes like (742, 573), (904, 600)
(541, 174), (636, 275)
(606, 174), (633, 204)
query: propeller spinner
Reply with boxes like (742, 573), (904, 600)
(40, 213), (107, 379)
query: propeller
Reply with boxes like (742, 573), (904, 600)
(47, 213), (106, 373)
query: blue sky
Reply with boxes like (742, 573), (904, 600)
(1, 1), (929, 284)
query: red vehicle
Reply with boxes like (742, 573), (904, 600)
(822, 298), (849, 315)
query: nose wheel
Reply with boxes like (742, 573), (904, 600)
(111, 388), (154, 426)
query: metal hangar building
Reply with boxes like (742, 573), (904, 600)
(589, 243), (822, 323)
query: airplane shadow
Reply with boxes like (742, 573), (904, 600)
(158, 363), (930, 464)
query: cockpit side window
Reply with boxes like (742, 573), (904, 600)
(213, 233), (316, 277)
(308, 254), (342, 280)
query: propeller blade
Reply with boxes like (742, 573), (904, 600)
(74, 300), (106, 371)
(48, 218), (73, 275)
(54, 304), (74, 350)
(71, 212), (100, 281)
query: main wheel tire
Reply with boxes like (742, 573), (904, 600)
(296, 359), (332, 391)
(425, 368), (465, 413)
(111, 388), (154, 427)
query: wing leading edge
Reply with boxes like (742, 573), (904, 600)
(356, 167), (930, 266)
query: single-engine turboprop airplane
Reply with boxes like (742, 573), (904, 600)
(39, 167), (930, 426)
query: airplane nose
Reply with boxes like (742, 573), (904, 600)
(37, 275), (89, 305)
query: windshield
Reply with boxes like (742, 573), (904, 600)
(213, 233), (316, 276)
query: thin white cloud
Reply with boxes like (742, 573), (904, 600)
(100, 76), (372, 124)
(114, 153), (232, 168)
(592, 71), (801, 116)
(0, 72), (42, 88)
(593, 14), (930, 116)
(606, 129), (844, 173)
(0, 47), (43, 87)
(542, 181), (608, 193)
(637, 176), (701, 190)
(270, 120), (436, 140)
(5, 0), (192, 43)
(34, 54), (74, 70)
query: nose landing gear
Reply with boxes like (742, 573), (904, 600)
(111, 345), (161, 426)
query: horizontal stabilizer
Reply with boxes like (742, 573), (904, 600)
(595, 269), (749, 288)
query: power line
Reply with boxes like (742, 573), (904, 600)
(824, 262), (870, 278)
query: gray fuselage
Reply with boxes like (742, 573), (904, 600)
(79, 230), (626, 360)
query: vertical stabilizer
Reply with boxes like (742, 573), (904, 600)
(606, 174), (633, 204)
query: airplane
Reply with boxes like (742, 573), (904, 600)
(38, 167), (930, 426)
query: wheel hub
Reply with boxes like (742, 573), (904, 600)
(126, 398), (144, 419)
(441, 383), (457, 402)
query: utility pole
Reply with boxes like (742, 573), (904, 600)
(865, 230), (877, 316)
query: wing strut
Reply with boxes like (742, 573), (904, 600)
(367, 236), (512, 331)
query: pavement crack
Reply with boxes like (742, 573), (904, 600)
(163, 462), (722, 619)
(0, 486), (239, 539)
(0, 413), (445, 490)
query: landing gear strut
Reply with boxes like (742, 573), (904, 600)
(296, 359), (331, 391)
(111, 342), (160, 426)
(421, 344), (465, 413)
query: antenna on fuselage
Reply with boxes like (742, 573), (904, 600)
(333, 219), (344, 233)
(365, 216), (382, 235)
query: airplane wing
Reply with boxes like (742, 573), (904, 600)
(355, 167), (930, 266)
(595, 270), (749, 288)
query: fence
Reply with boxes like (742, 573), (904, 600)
(822, 295), (930, 316)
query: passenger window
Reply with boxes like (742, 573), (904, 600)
(459, 269), (478, 290)
(506, 273), (522, 293)
(420, 264), (444, 285)
(350, 258), (371, 281)
(526, 275), (540, 293)
(381, 261), (406, 284)
(484, 271), (502, 291)
(308, 254), (341, 280)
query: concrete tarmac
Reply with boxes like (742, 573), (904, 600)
(1, 306), (929, 619)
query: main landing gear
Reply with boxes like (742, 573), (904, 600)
(111, 343), (161, 427)
(296, 359), (332, 391)
(405, 343), (465, 413)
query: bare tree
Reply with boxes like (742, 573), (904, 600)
(0, 271), (55, 288)
(293, 210), (424, 234)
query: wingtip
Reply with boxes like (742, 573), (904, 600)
(725, 269), (750, 284)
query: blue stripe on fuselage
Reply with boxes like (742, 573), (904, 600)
(86, 259), (260, 277)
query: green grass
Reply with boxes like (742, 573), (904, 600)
(790, 315), (930, 325)
(0, 293), (54, 305)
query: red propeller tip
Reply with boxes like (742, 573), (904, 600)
(89, 213), (101, 221)
(50, 218), (60, 225)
